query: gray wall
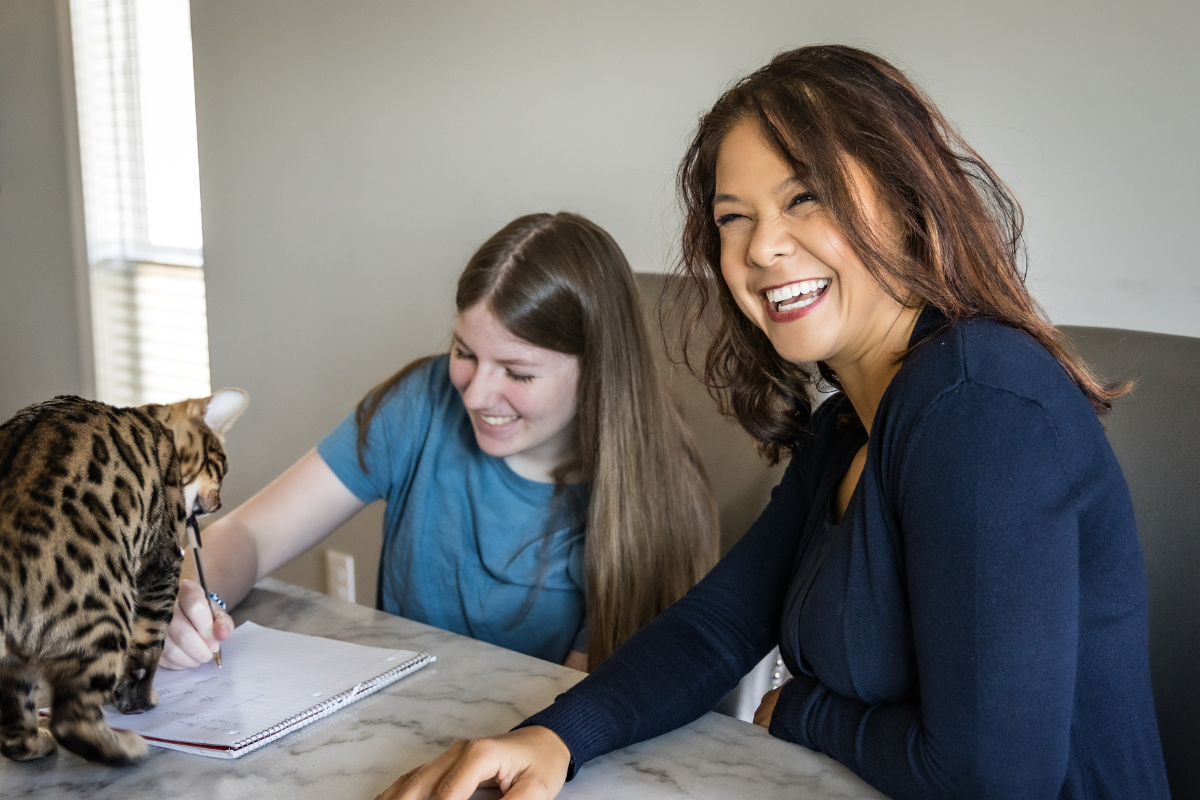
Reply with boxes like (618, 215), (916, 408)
(188, 0), (1200, 600)
(0, 0), (84, 419)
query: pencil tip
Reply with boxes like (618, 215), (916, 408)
(214, 650), (223, 668)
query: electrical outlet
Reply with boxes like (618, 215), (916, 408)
(324, 549), (356, 604)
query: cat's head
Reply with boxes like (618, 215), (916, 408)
(149, 389), (249, 517)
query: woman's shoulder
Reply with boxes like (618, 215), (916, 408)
(896, 317), (1090, 419)
(872, 318), (1109, 469)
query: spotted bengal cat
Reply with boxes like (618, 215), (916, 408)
(0, 389), (247, 766)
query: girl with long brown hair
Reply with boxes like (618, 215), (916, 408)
(384, 46), (1168, 800)
(158, 212), (718, 673)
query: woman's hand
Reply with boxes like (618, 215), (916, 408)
(159, 578), (235, 669)
(376, 726), (571, 800)
(753, 680), (789, 728)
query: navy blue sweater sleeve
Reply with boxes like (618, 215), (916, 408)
(519, 449), (812, 770)
(770, 381), (1079, 799)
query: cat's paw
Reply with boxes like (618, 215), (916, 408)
(52, 719), (148, 766)
(0, 728), (58, 761)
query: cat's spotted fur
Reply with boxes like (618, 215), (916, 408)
(0, 389), (247, 765)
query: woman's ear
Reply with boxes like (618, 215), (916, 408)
(203, 388), (249, 434)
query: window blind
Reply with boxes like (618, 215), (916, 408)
(68, 0), (211, 407)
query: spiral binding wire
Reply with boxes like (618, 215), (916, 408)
(225, 651), (436, 755)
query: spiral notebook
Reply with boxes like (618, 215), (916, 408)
(100, 622), (435, 759)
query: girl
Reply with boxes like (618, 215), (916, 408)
(162, 212), (719, 672)
(384, 46), (1169, 800)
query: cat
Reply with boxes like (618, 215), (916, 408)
(0, 389), (247, 766)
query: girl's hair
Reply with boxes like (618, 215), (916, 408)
(671, 44), (1128, 464)
(358, 213), (719, 669)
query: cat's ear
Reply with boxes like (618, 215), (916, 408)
(203, 388), (249, 434)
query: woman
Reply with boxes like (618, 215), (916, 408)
(383, 47), (1169, 799)
(162, 212), (719, 672)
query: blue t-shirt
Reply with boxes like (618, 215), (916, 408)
(317, 355), (589, 663)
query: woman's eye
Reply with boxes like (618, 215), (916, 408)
(789, 192), (817, 209)
(507, 370), (534, 383)
(715, 213), (743, 227)
(453, 347), (475, 361)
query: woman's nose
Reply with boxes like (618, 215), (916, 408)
(747, 213), (796, 270)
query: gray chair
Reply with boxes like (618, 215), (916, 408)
(1062, 325), (1200, 800)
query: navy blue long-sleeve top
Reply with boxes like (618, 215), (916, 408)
(521, 311), (1169, 799)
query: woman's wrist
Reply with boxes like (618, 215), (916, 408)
(513, 724), (573, 777)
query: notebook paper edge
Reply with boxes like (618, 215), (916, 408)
(136, 651), (436, 758)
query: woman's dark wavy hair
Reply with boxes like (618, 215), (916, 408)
(670, 44), (1128, 464)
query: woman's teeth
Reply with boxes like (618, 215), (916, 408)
(481, 414), (518, 426)
(766, 279), (830, 311)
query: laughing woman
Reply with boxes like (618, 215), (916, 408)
(383, 47), (1169, 800)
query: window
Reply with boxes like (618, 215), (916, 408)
(67, 0), (211, 406)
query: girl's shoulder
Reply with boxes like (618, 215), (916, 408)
(369, 353), (457, 420)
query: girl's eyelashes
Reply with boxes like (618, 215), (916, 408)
(454, 346), (532, 381)
(714, 213), (742, 227)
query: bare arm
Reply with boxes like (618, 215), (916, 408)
(161, 449), (367, 668)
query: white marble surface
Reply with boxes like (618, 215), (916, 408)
(1, 578), (886, 799)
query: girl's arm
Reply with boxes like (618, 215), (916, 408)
(562, 651), (588, 671)
(161, 449), (366, 668)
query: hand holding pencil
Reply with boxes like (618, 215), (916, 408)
(160, 579), (234, 670)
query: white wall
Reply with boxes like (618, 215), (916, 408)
(188, 0), (1199, 600)
(0, 0), (84, 419)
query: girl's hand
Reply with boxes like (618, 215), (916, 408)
(376, 726), (571, 800)
(753, 680), (789, 728)
(160, 578), (235, 669)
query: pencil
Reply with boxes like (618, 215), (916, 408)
(186, 516), (223, 668)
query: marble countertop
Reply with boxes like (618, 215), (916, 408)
(2, 578), (885, 799)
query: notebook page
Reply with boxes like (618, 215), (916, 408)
(103, 622), (426, 750)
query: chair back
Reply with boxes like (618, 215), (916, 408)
(1061, 325), (1200, 800)
(634, 272), (783, 555)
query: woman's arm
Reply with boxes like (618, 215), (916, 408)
(161, 449), (366, 668)
(769, 384), (1080, 799)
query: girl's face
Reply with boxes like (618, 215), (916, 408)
(713, 120), (905, 371)
(449, 303), (580, 477)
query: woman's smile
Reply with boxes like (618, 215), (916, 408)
(761, 278), (831, 322)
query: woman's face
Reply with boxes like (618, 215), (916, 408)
(713, 120), (905, 370)
(449, 303), (580, 475)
